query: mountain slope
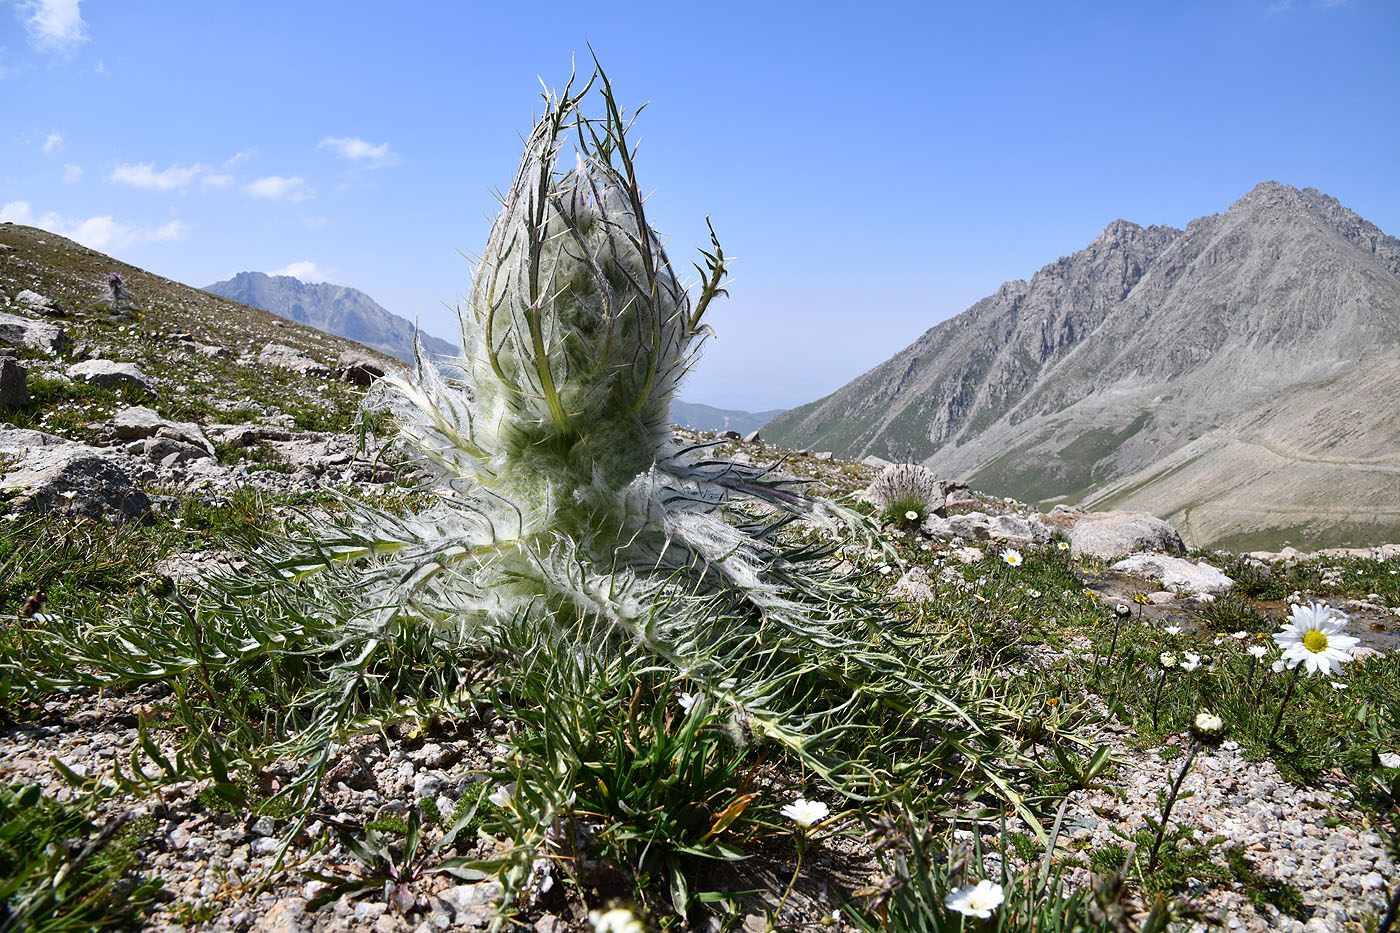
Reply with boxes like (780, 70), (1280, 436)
(205, 272), (457, 366)
(764, 182), (1400, 548)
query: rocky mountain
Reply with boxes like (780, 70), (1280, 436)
(670, 400), (783, 434)
(764, 182), (1400, 549)
(204, 271), (457, 366)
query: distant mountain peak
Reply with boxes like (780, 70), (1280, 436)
(764, 181), (1400, 549)
(204, 271), (457, 366)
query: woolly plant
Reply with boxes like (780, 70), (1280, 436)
(867, 463), (945, 530)
(305, 67), (860, 660)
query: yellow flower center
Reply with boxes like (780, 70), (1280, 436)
(1302, 630), (1329, 653)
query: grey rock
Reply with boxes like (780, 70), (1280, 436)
(1110, 554), (1234, 595)
(142, 435), (213, 465)
(742, 429), (762, 443)
(0, 429), (151, 521)
(336, 349), (388, 386)
(15, 290), (59, 314)
(1062, 509), (1185, 559)
(258, 343), (332, 377)
(0, 311), (66, 354)
(110, 406), (214, 453)
(66, 359), (154, 393)
(0, 358), (29, 408)
(989, 513), (1051, 544)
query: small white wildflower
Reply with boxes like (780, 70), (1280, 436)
(1002, 549), (1022, 567)
(488, 783), (516, 809)
(1057, 541), (1070, 551)
(1180, 652), (1201, 672)
(589, 907), (645, 933)
(1160, 652), (1177, 669)
(1026, 588), (1041, 599)
(780, 797), (830, 826)
(1247, 645), (1268, 659)
(677, 692), (699, 715)
(1271, 659), (1287, 674)
(878, 563), (892, 575)
(945, 879), (1005, 918)
(905, 510), (920, 521)
(1231, 630), (1249, 640)
(1330, 681), (1347, 690)
(1164, 625), (1182, 636)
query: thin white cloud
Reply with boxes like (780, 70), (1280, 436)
(201, 173), (234, 188)
(0, 200), (188, 250)
(62, 163), (83, 184)
(41, 131), (64, 153)
(224, 149), (258, 166)
(243, 175), (312, 202)
(271, 260), (332, 282)
(108, 161), (209, 191)
(318, 136), (400, 169)
(19, 0), (88, 52)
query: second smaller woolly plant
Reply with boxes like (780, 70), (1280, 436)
(867, 463), (946, 530)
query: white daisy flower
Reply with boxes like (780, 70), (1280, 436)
(1247, 645), (1268, 659)
(905, 510), (920, 521)
(945, 879), (1005, 919)
(1057, 541), (1071, 551)
(1272, 602), (1359, 676)
(1002, 549), (1022, 567)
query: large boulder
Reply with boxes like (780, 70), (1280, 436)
(0, 358), (28, 408)
(1051, 506), (1185, 560)
(66, 359), (154, 394)
(0, 311), (66, 354)
(336, 349), (388, 387)
(0, 427), (151, 521)
(260, 343), (331, 377)
(1110, 554), (1234, 595)
(110, 406), (214, 454)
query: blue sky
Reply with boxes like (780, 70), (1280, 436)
(3, 1), (1397, 411)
